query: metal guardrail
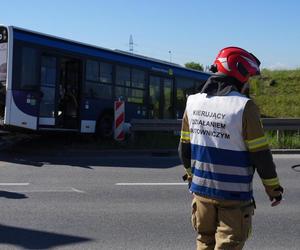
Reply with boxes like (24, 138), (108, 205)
(130, 118), (300, 133)
(261, 118), (300, 130)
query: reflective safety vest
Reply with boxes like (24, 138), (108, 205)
(186, 91), (253, 201)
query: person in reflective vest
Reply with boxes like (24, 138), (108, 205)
(178, 47), (283, 250)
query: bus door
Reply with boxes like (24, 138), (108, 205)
(38, 55), (57, 127)
(57, 57), (81, 129)
(149, 75), (173, 119)
(38, 55), (81, 130)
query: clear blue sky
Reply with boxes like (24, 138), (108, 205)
(1, 0), (300, 69)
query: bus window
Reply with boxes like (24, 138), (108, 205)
(85, 60), (112, 99)
(115, 87), (144, 104)
(132, 69), (145, 89)
(86, 60), (99, 81)
(21, 47), (39, 89)
(39, 56), (56, 119)
(115, 66), (145, 104)
(149, 76), (174, 119)
(100, 62), (112, 83)
(116, 65), (130, 87)
(85, 82), (112, 99)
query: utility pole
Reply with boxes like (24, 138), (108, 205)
(169, 50), (172, 62)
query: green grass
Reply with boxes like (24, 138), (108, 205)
(249, 69), (300, 117)
(248, 69), (300, 148)
(266, 131), (300, 149)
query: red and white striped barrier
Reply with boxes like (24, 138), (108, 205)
(114, 100), (125, 141)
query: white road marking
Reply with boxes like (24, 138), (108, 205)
(22, 189), (82, 193)
(71, 187), (86, 193)
(0, 183), (30, 186)
(115, 182), (187, 186)
(1, 185), (85, 193)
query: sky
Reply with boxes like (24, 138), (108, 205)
(1, 0), (300, 69)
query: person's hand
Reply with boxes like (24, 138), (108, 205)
(182, 168), (193, 189)
(186, 174), (193, 189)
(264, 185), (284, 207)
(182, 173), (192, 183)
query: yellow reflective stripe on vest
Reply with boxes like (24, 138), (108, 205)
(262, 177), (280, 186)
(181, 131), (190, 141)
(245, 136), (268, 150)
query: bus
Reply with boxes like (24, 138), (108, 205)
(0, 25), (210, 137)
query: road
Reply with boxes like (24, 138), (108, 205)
(0, 145), (299, 249)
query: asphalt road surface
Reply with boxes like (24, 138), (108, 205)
(0, 146), (299, 250)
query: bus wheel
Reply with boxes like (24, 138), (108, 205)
(96, 114), (113, 139)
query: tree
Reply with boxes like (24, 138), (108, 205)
(184, 62), (204, 71)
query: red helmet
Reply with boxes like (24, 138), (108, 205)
(213, 47), (261, 83)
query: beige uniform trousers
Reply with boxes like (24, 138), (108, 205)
(191, 194), (254, 250)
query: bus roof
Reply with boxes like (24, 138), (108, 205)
(6, 25), (211, 79)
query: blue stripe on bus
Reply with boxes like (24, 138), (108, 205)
(193, 168), (252, 183)
(13, 30), (209, 81)
(191, 144), (250, 168)
(190, 182), (252, 201)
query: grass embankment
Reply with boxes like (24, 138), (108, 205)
(249, 69), (300, 148)
(250, 69), (300, 117)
